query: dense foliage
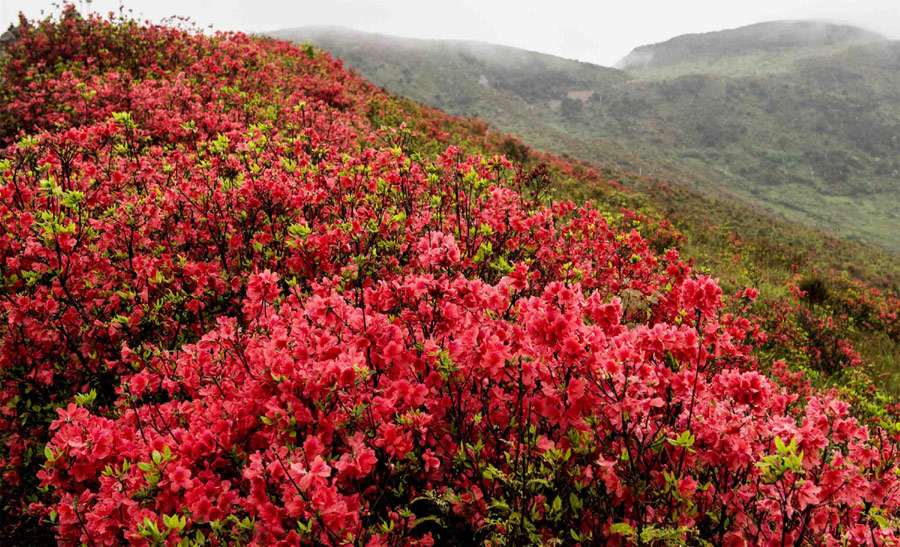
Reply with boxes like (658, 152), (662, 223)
(1, 9), (900, 546)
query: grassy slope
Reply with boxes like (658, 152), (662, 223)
(271, 24), (900, 253)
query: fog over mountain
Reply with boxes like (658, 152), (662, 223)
(616, 20), (887, 69)
(4, 0), (900, 67)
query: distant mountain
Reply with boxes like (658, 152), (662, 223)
(616, 20), (886, 70)
(271, 23), (900, 253)
(269, 26), (625, 113)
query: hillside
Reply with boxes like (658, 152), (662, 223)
(268, 26), (627, 131)
(2, 9), (900, 546)
(275, 24), (900, 253)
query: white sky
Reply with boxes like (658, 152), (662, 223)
(3, 0), (899, 66)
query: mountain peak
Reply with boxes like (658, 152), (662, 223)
(616, 20), (886, 69)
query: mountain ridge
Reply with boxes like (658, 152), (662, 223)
(616, 19), (887, 69)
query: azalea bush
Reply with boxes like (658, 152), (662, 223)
(1, 7), (900, 546)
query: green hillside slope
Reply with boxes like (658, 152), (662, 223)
(271, 23), (900, 252)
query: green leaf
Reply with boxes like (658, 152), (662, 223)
(551, 495), (562, 513)
(288, 223), (312, 238)
(610, 522), (634, 537)
(74, 389), (97, 408)
(774, 436), (786, 452)
(569, 492), (583, 510)
(61, 190), (84, 209)
(411, 515), (443, 529)
(870, 512), (890, 529)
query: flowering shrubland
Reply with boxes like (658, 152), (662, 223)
(1, 8), (900, 546)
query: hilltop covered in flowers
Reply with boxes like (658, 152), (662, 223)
(0, 8), (899, 546)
